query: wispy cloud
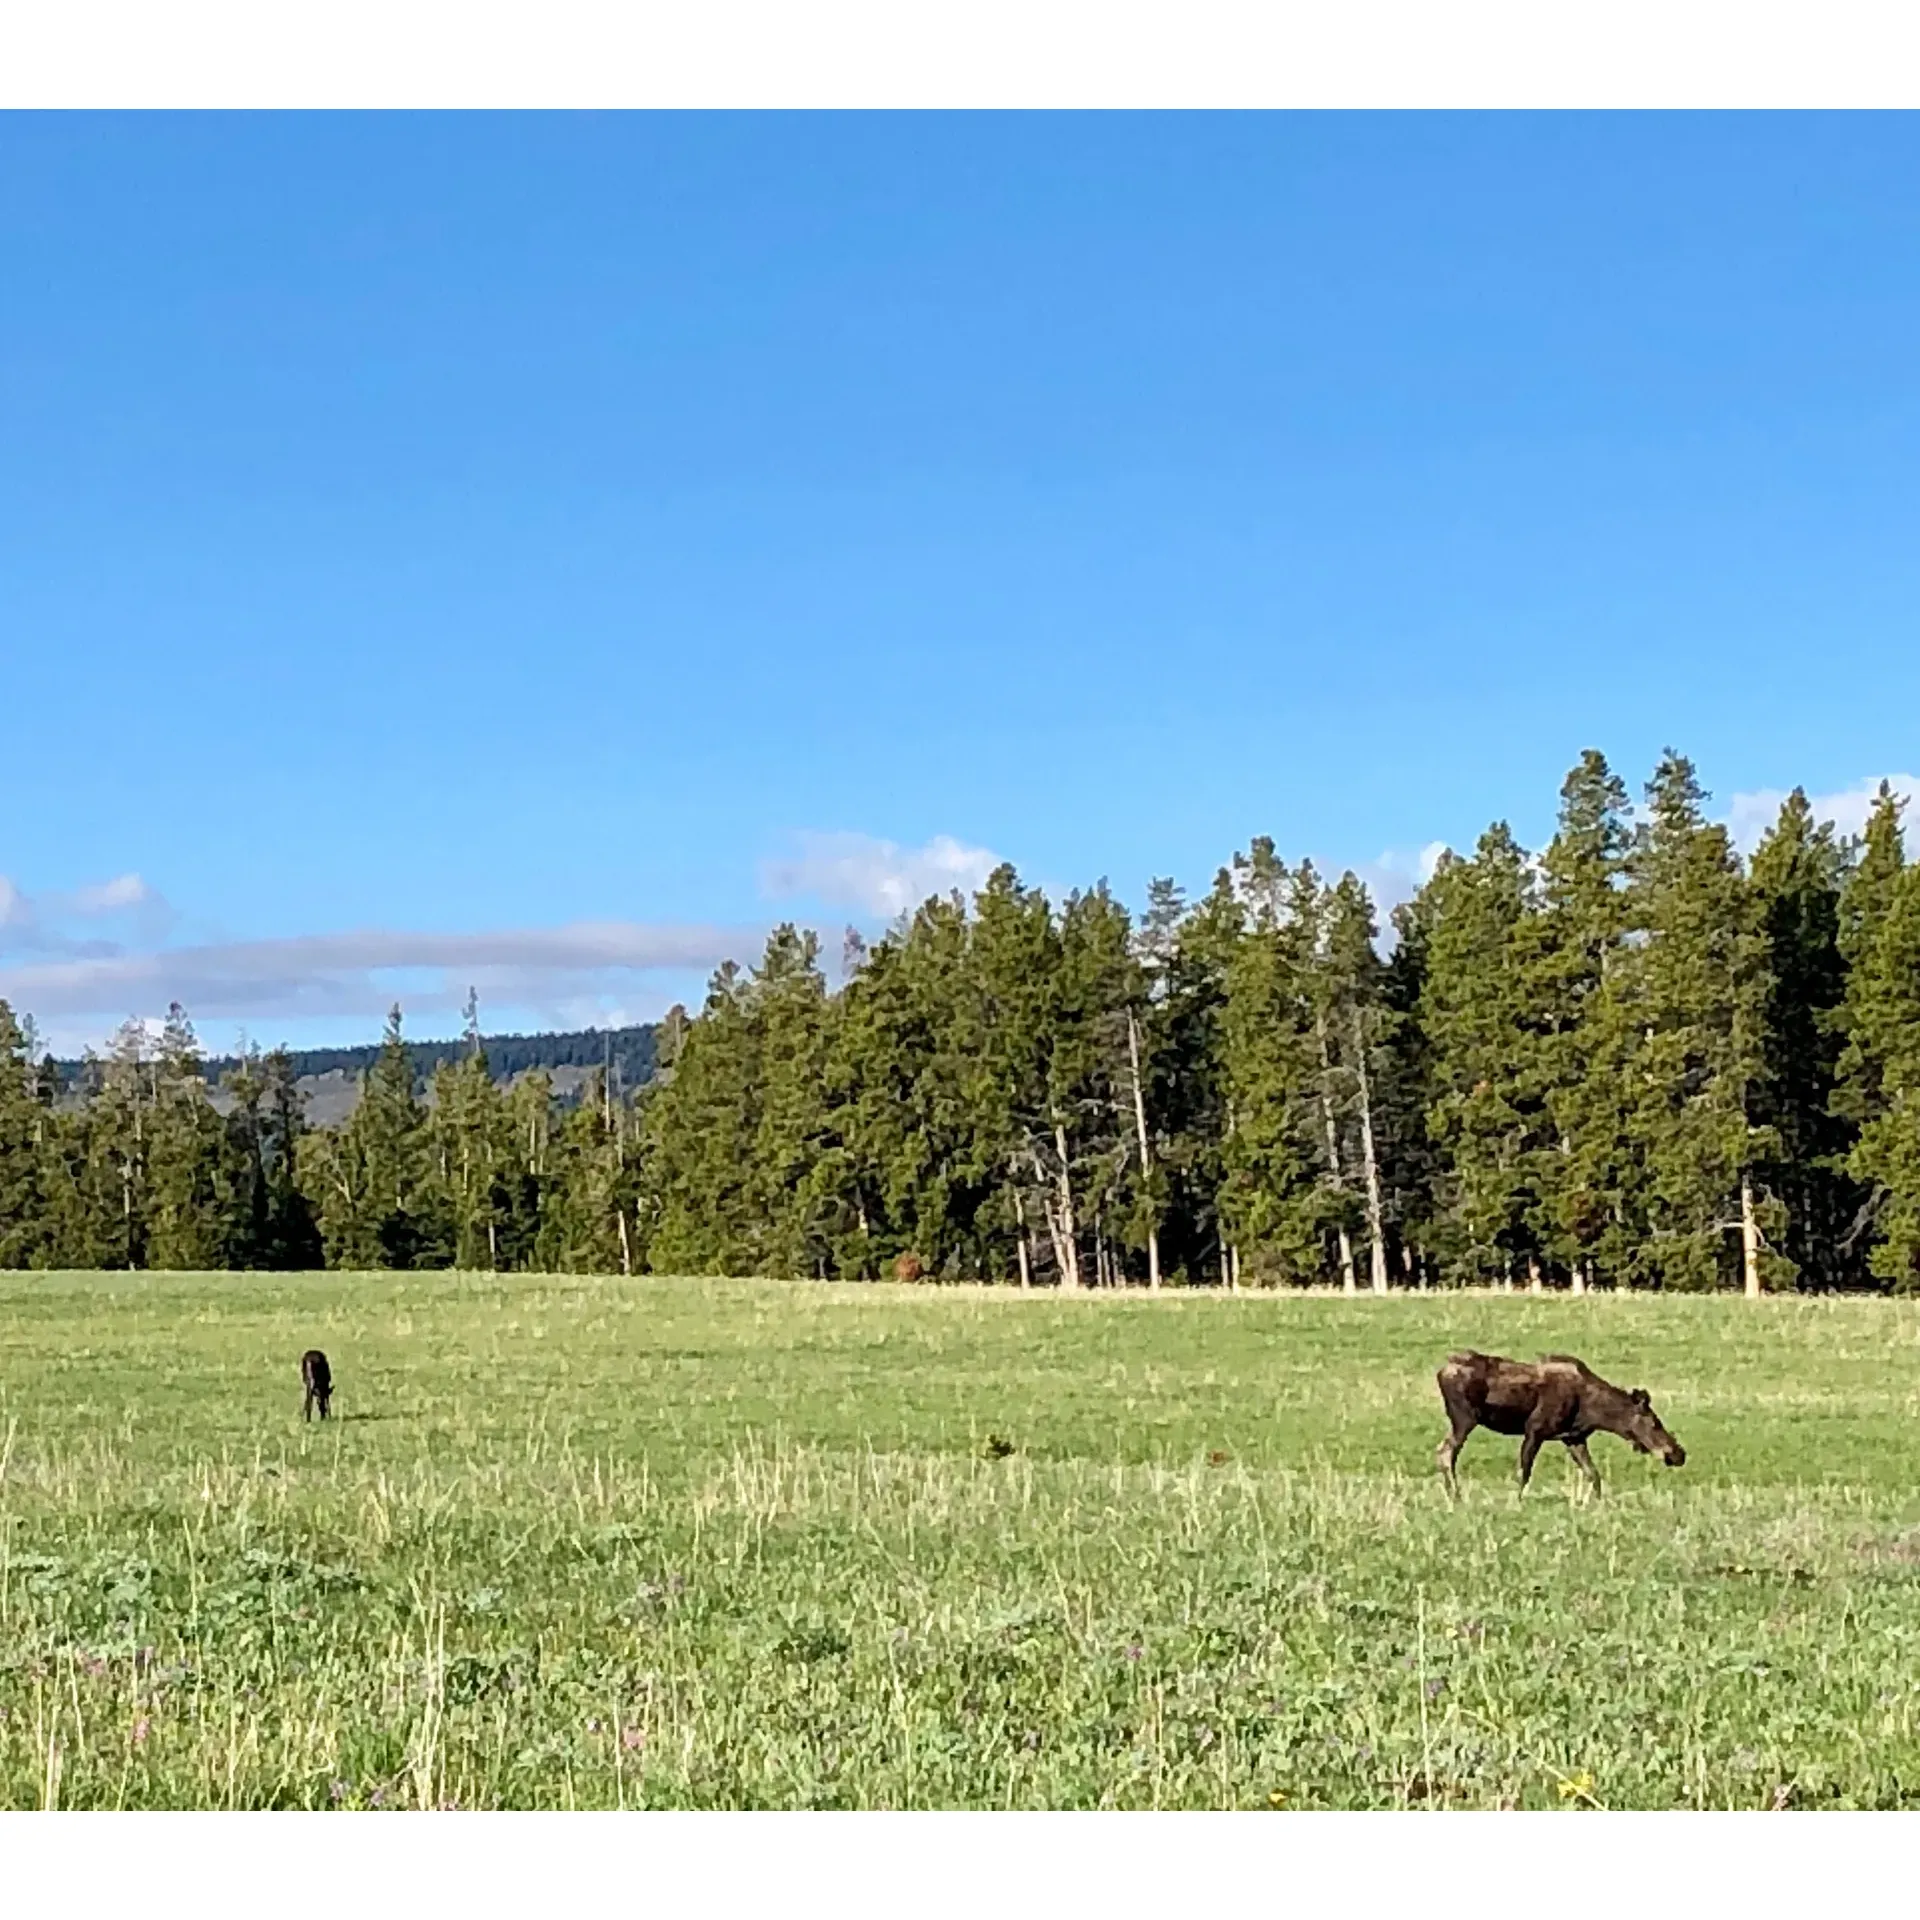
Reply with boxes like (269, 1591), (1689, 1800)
(761, 831), (1003, 919)
(0, 869), (173, 959)
(0, 921), (760, 1039)
(1724, 774), (1920, 854)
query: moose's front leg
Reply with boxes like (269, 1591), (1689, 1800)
(1566, 1438), (1602, 1499)
(1517, 1414), (1553, 1492)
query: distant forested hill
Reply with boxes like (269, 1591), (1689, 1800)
(50, 1023), (657, 1100)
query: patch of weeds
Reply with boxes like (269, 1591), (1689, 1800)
(775, 1620), (852, 1665)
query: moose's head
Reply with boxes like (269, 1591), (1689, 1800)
(1621, 1387), (1685, 1467)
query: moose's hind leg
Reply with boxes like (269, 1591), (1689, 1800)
(1436, 1388), (1477, 1500)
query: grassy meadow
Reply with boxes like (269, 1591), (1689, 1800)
(4, 1271), (1920, 1808)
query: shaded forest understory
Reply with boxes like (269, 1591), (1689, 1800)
(3, 749), (1918, 1292)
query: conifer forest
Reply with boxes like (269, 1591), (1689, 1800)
(5, 750), (1919, 1295)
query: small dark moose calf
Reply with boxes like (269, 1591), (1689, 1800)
(1436, 1351), (1684, 1497)
(301, 1349), (333, 1422)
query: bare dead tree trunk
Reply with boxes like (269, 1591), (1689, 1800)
(1527, 1253), (1543, 1295)
(1126, 1007), (1162, 1291)
(1741, 1172), (1762, 1299)
(616, 1207), (632, 1277)
(1351, 1009), (1389, 1295)
(1571, 1258), (1587, 1296)
(1316, 1014), (1358, 1295)
(1033, 1142), (1080, 1290)
(1013, 1185), (1032, 1289)
(1053, 1123), (1082, 1290)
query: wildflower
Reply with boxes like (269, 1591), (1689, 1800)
(1126, 1643), (1144, 1663)
(586, 1717), (602, 1733)
(329, 1779), (349, 1803)
(135, 1646), (156, 1672)
(368, 1786), (386, 1808)
(621, 1726), (646, 1752)
(1425, 1679), (1446, 1699)
(131, 1715), (151, 1747)
(1268, 1789), (1287, 1807)
(1557, 1771), (1595, 1801)
(1207, 1450), (1231, 1467)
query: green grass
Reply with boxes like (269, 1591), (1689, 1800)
(5, 1272), (1920, 1808)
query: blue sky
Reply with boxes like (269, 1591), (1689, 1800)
(3, 113), (1918, 1054)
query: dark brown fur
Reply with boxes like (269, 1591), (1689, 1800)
(1436, 1350), (1684, 1498)
(301, 1349), (333, 1422)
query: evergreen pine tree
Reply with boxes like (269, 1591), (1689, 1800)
(85, 1022), (155, 1270)
(1611, 753), (1779, 1293)
(961, 866), (1072, 1283)
(0, 1000), (47, 1268)
(1214, 844), (1321, 1286)
(429, 991), (509, 1270)
(299, 1005), (441, 1268)
(1523, 751), (1633, 1289)
(1832, 782), (1908, 1271)
(145, 1003), (237, 1270)
(749, 925), (836, 1278)
(1848, 862), (1920, 1290)
(1417, 828), (1541, 1287)
(644, 961), (763, 1273)
(1749, 791), (1856, 1289)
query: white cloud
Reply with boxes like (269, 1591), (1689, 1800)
(761, 831), (1003, 919)
(1724, 775), (1920, 854)
(67, 873), (156, 914)
(1352, 840), (1451, 920)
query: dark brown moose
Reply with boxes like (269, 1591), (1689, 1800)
(301, 1348), (333, 1422)
(1436, 1351), (1684, 1498)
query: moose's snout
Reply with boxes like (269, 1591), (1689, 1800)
(1663, 1442), (1686, 1468)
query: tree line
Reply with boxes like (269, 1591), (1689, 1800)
(3, 749), (1917, 1291)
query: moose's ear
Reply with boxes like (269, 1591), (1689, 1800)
(1631, 1388), (1650, 1408)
